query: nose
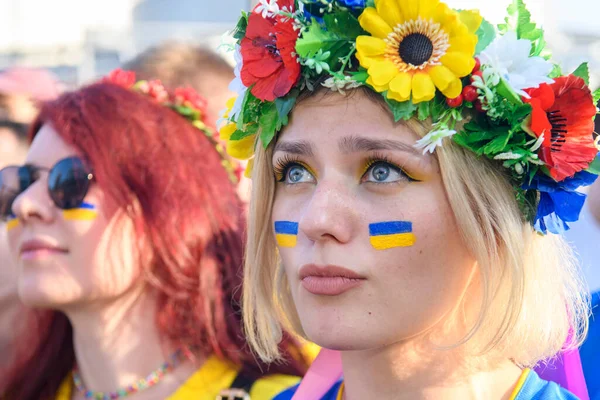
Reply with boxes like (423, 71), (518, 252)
(298, 178), (358, 245)
(11, 177), (56, 225)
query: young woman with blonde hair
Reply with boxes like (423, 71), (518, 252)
(220, 0), (597, 398)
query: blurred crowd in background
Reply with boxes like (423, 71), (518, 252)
(1, 0), (600, 289)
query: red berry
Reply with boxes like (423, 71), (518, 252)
(471, 70), (484, 83)
(474, 99), (485, 113)
(446, 94), (464, 108)
(472, 57), (481, 74)
(462, 85), (478, 102)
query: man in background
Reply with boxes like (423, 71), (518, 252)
(0, 68), (60, 373)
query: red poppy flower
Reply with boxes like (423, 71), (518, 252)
(173, 86), (208, 113)
(104, 69), (136, 88)
(524, 75), (597, 181)
(240, 0), (300, 101)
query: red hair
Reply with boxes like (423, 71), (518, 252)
(3, 83), (308, 399)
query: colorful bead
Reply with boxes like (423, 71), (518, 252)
(72, 348), (187, 399)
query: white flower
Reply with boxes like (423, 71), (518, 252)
(414, 127), (457, 154)
(494, 152), (523, 160)
(255, 0), (280, 18)
(321, 76), (362, 94)
(228, 45), (247, 120)
(480, 31), (553, 98)
(218, 45), (247, 126)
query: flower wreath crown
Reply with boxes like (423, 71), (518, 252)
(103, 69), (242, 183)
(220, 0), (600, 234)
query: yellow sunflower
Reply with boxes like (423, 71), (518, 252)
(356, 0), (481, 103)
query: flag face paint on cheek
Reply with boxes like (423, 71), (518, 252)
(63, 202), (98, 221)
(274, 221), (299, 248)
(369, 221), (416, 250)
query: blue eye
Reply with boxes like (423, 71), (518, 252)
(287, 165), (314, 183)
(363, 161), (409, 184)
(274, 160), (316, 184)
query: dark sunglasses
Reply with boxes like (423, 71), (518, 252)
(0, 156), (94, 220)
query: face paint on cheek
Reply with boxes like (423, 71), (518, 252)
(274, 221), (299, 248)
(63, 202), (98, 221)
(5, 214), (19, 231)
(369, 221), (416, 250)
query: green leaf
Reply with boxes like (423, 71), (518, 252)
(259, 102), (280, 148)
(384, 97), (417, 122)
(323, 11), (366, 38)
(572, 62), (590, 86)
(586, 155), (600, 175)
(593, 88), (600, 106)
(275, 89), (299, 124)
(230, 128), (257, 141)
(500, 0), (545, 57)
(549, 64), (562, 79)
(296, 19), (340, 59)
(475, 18), (496, 55)
(351, 70), (369, 83)
(232, 11), (248, 41)
(496, 78), (523, 105)
(483, 130), (511, 154)
(417, 102), (430, 121)
(429, 94), (447, 121)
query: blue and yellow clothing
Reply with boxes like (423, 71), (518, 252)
(274, 369), (579, 400)
(56, 355), (300, 400)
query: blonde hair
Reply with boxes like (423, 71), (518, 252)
(242, 89), (590, 368)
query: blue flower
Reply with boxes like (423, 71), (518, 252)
(524, 171), (598, 234)
(302, 0), (366, 22)
(337, 0), (366, 8)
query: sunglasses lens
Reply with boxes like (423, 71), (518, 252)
(48, 157), (92, 209)
(0, 166), (32, 219)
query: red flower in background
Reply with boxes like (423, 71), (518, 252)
(137, 79), (169, 103)
(103, 69), (136, 88)
(524, 75), (598, 181)
(241, 0), (300, 101)
(173, 87), (208, 113)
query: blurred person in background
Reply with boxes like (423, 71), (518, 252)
(0, 67), (60, 376)
(123, 42), (235, 126)
(1, 70), (308, 400)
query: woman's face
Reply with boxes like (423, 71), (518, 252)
(7, 124), (140, 309)
(272, 91), (476, 351)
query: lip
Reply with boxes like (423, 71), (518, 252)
(299, 264), (366, 296)
(19, 238), (68, 260)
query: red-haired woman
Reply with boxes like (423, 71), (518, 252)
(0, 73), (308, 400)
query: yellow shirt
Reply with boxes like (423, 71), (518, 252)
(55, 355), (300, 400)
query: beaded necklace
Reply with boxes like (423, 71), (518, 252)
(72, 348), (188, 400)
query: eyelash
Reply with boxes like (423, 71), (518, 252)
(273, 154), (306, 182)
(362, 153), (416, 183)
(273, 153), (417, 183)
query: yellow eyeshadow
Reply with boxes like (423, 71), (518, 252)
(358, 159), (419, 182)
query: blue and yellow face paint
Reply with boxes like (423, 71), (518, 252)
(63, 202), (98, 221)
(6, 214), (19, 231)
(274, 221), (299, 248)
(369, 221), (416, 250)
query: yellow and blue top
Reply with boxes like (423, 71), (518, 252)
(274, 368), (579, 400)
(55, 355), (300, 400)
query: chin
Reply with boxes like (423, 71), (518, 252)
(18, 276), (82, 309)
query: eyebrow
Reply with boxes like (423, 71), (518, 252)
(338, 135), (422, 156)
(273, 140), (315, 157)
